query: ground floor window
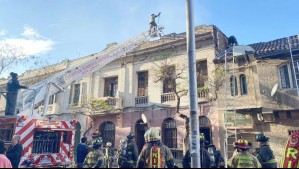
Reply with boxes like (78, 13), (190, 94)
(100, 121), (115, 147)
(162, 118), (177, 148)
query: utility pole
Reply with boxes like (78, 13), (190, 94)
(186, 0), (201, 168)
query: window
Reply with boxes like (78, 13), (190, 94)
(274, 111), (280, 119)
(240, 74), (248, 95)
(104, 77), (118, 97)
(49, 95), (56, 105)
(73, 84), (81, 105)
(100, 121), (115, 147)
(230, 75), (238, 96)
(0, 124), (14, 142)
(162, 118), (177, 148)
(286, 111), (292, 119)
(279, 64), (296, 89)
(197, 60), (208, 88)
(137, 71), (148, 96)
(163, 66), (176, 93)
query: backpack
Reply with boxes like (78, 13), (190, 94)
(147, 145), (163, 168)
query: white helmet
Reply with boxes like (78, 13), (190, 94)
(106, 142), (112, 147)
(148, 128), (161, 142)
(144, 130), (150, 143)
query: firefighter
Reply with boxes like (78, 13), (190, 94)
(227, 138), (261, 168)
(105, 142), (114, 168)
(5, 72), (28, 116)
(136, 128), (175, 168)
(254, 133), (277, 168)
(116, 132), (138, 168)
(149, 12), (161, 32)
(182, 133), (211, 168)
(83, 138), (104, 168)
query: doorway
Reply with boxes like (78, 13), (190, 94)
(135, 119), (148, 153)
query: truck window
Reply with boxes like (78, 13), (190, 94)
(62, 131), (72, 144)
(0, 124), (14, 142)
(32, 131), (59, 154)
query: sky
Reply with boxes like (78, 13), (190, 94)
(0, 0), (298, 78)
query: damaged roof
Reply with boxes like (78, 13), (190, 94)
(249, 35), (299, 57)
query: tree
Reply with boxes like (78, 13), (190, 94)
(151, 51), (190, 152)
(82, 98), (112, 137)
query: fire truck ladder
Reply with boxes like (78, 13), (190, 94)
(288, 35), (299, 97)
(17, 26), (164, 116)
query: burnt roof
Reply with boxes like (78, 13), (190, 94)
(249, 35), (299, 57)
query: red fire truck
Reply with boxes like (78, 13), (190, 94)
(0, 115), (77, 167)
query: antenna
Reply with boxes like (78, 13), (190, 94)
(141, 113), (147, 124)
(271, 83), (278, 97)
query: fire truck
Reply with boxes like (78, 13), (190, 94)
(0, 26), (163, 167)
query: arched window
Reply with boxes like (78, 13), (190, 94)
(162, 118), (177, 148)
(240, 74), (248, 95)
(230, 75), (238, 96)
(100, 121), (115, 147)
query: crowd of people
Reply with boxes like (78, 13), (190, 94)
(76, 129), (284, 168)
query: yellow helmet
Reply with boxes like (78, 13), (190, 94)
(148, 128), (161, 142)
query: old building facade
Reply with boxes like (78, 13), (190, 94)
(0, 25), (228, 154)
(216, 35), (299, 161)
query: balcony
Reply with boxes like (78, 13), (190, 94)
(135, 96), (148, 106)
(100, 97), (122, 109)
(39, 103), (60, 115)
(161, 93), (176, 103)
(198, 89), (210, 103)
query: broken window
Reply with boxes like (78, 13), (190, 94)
(137, 71), (148, 96)
(104, 77), (118, 97)
(196, 60), (208, 88)
(163, 66), (176, 93)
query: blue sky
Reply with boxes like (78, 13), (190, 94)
(0, 0), (298, 78)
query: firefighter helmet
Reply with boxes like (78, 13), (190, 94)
(144, 130), (150, 143)
(106, 142), (112, 147)
(256, 133), (270, 142)
(236, 138), (249, 149)
(148, 128), (161, 142)
(92, 138), (103, 148)
(92, 129), (100, 138)
(127, 131), (135, 140)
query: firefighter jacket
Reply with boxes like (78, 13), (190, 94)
(116, 139), (138, 168)
(136, 142), (175, 168)
(83, 148), (104, 168)
(182, 146), (211, 168)
(228, 151), (262, 168)
(254, 144), (277, 168)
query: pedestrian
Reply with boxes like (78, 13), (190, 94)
(227, 138), (261, 168)
(182, 133), (211, 168)
(136, 128), (175, 168)
(149, 12), (161, 32)
(0, 140), (12, 168)
(6, 135), (23, 168)
(5, 72), (28, 116)
(280, 131), (299, 168)
(83, 138), (104, 168)
(76, 137), (89, 168)
(105, 142), (114, 168)
(254, 133), (277, 168)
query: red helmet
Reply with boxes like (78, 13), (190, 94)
(236, 138), (249, 149)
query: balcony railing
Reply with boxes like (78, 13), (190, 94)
(198, 89), (210, 103)
(161, 92), (176, 103)
(105, 97), (117, 106)
(99, 97), (122, 109)
(39, 103), (60, 115)
(135, 96), (148, 105)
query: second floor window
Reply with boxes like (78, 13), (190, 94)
(197, 60), (208, 88)
(137, 71), (148, 96)
(240, 74), (248, 95)
(230, 75), (238, 96)
(104, 77), (118, 97)
(73, 84), (81, 104)
(163, 66), (176, 93)
(279, 64), (296, 89)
